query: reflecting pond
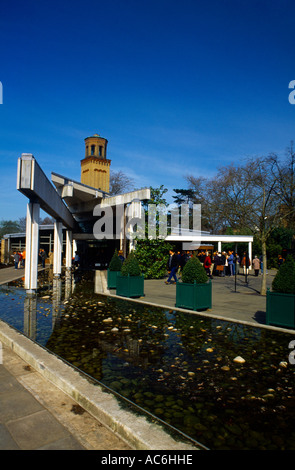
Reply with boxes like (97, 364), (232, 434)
(0, 270), (295, 450)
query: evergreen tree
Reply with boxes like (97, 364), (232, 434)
(108, 249), (122, 271)
(181, 256), (208, 284)
(272, 255), (295, 294)
(121, 252), (141, 277)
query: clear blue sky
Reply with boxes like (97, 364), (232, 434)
(0, 0), (295, 221)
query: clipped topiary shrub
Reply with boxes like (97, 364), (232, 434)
(109, 249), (122, 271)
(181, 256), (208, 284)
(272, 255), (295, 295)
(121, 252), (141, 277)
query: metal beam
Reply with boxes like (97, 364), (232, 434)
(100, 188), (151, 207)
(17, 154), (76, 230)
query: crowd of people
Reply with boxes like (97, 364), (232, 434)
(11, 250), (26, 269)
(11, 248), (47, 269)
(9, 246), (285, 280)
(165, 248), (270, 284)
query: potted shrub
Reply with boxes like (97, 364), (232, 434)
(107, 249), (123, 289)
(176, 256), (212, 310)
(116, 252), (144, 298)
(266, 255), (295, 328)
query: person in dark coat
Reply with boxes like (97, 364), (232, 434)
(165, 249), (179, 284)
(241, 252), (250, 275)
(39, 249), (47, 268)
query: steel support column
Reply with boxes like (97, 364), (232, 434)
(24, 202), (40, 293)
(53, 220), (63, 277)
(65, 229), (72, 270)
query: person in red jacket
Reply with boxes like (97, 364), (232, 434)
(204, 252), (213, 279)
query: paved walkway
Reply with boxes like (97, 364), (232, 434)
(0, 344), (131, 450)
(0, 266), (132, 450)
(107, 270), (280, 329)
(142, 271), (274, 326)
(0, 265), (44, 286)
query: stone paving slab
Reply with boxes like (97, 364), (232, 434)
(0, 344), (131, 450)
(0, 265), (44, 286)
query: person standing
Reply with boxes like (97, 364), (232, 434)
(118, 250), (125, 263)
(228, 250), (235, 276)
(74, 251), (80, 268)
(12, 252), (20, 269)
(165, 249), (179, 284)
(221, 252), (227, 276)
(204, 252), (213, 279)
(214, 252), (223, 276)
(235, 253), (240, 274)
(17, 252), (22, 269)
(252, 255), (260, 276)
(39, 249), (47, 268)
(22, 249), (26, 267)
(241, 252), (250, 275)
(259, 254), (268, 274)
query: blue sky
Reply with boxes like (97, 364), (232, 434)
(0, 0), (295, 221)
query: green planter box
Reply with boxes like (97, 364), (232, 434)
(176, 280), (212, 311)
(266, 290), (295, 328)
(107, 269), (121, 289)
(116, 274), (144, 298)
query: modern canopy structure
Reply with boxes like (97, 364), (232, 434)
(5, 133), (253, 293)
(15, 135), (151, 293)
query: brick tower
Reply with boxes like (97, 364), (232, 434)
(81, 133), (111, 192)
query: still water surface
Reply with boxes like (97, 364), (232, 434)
(0, 271), (294, 450)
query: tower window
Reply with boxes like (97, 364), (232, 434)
(91, 145), (95, 155)
(99, 145), (103, 157)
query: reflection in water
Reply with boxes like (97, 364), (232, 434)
(23, 296), (37, 341)
(65, 272), (74, 300)
(52, 278), (62, 329)
(20, 272), (73, 342)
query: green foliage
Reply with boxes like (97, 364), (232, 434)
(181, 256), (208, 284)
(132, 186), (173, 279)
(272, 255), (295, 294)
(172, 188), (196, 205)
(0, 220), (21, 238)
(135, 239), (173, 279)
(121, 252), (141, 277)
(266, 227), (295, 268)
(143, 185), (168, 207)
(108, 249), (122, 271)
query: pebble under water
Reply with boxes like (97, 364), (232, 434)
(0, 270), (295, 450)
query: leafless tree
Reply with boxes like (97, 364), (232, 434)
(109, 170), (135, 195)
(185, 174), (228, 233)
(186, 147), (295, 295)
(268, 142), (295, 231)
